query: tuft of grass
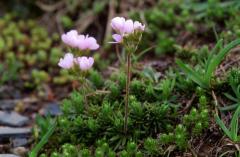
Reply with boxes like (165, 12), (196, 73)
(176, 39), (240, 89)
(215, 105), (240, 142)
(29, 120), (57, 157)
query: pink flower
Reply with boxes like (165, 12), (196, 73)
(62, 30), (99, 50)
(58, 53), (74, 69)
(75, 56), (94, 71)
(134, 21), (145, 31)
(78, 35), (99, 50)
(110, 17), (145, 43)
(61, 30), (79, 48)
(111, 17), (126, 34)
(111, 17), (145, 34)
(111, 17), (134, 35)
(124, 19), (134, 34)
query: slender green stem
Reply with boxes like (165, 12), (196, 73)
(83, 84), (87, 110)
(78, 76), (88, 110)
(124, 53), (131, 134)
(82, 79), (88, 110)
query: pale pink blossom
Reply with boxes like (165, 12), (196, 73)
(75, 56), (94, 71)
(110, 17), (145, 43)
(58, 53), (74, 69)
(62, 30), (99, 50)
(78, 35), (99, 50)
(111, 17), (134, 35)
(61, 30), (79, 48)
(134, 21), (145, 31)
(111, 17), (126, 34)
(124, 19), (134, 34)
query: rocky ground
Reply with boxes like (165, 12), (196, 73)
(0, 87), (62, 156)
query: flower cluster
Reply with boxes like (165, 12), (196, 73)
(58, 53), (94, 71)
(58, 30), (98, 71)
(111, 17), (145, 43)
(58, 17), (145, 71)
(61, 30), (99, 50)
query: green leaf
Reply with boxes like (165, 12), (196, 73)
(224, 93), (238, 102)
(29, 120), (57, 157)
(230, 83), (240, 99)
(215, 114), (232, 139)
(236, 85), (240, 100)
(220, 103), (239, 111)
(205, 39), (223, 71)
(142, 67), (160, 83)
(176, 59), (207, 88)
(230, 105), (240, 141)
(205, 39), (240, 86)
(134, 45), (155, 62)
(110, 135), (120, 142)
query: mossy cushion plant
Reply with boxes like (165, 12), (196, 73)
(0, 13), (71, 90)
(31, 14), (240, 157)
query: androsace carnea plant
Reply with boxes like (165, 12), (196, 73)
(215, 105), (240, 142)
(110, 17), (145, 133)
(58, 30), (99, 107)
(176, 39), (240, 89)
(30, 31), (100, 157)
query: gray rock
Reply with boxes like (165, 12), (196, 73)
(41, 102), (62, 116)
(0, 154), (20, 157)
(0, 111), (29, 126)
(0, 127), (31, 138)
(0, 100), (16, 110)
(12, 138), (28, 147)
(0, 98), (38, 110)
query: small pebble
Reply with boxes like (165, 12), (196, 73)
(0, 127), (31, 138)
(12, 147), (27, 156)
(0, 111), (29, 127)
(11, 138), (28, 147)
(40, 102), (62, 116)
(0, 155), (20, 157)
(0, 100), (16, 110)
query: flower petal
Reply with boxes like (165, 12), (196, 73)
(76, 56), (94, 70)
(134, 21), (145, 31)
(78, 35), (99, 50)
(86, 37), (100, 50)
(58, 53), (74, 69)
(124, 19), (134, 34)
(112, 34), (122, 43)
(111, 17), (125, 33)
(61, 30), (79, 48)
